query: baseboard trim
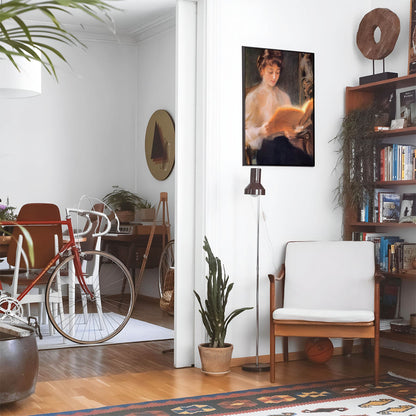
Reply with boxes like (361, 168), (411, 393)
(230, 346), (351, 367)
(138, 294), (159, 304)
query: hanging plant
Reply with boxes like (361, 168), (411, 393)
(333, 106), (378, 211)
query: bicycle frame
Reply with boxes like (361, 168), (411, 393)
(0, 216), (93, 303)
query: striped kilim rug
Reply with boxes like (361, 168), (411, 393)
(31, 373), (415, 416)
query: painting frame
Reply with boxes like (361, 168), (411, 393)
(409, 0), (416, 74)
(242, 46), (315, 167)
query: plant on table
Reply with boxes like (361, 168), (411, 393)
(103, 186), (146, 212)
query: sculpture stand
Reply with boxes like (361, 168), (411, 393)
(359, 59), (397, 85)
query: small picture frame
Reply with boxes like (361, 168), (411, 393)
(390, 118), (405, 129)
(400, 193), (416, 223)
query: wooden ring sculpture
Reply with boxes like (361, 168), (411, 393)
(356, 8), (400, 60)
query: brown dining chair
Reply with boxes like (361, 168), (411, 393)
(0, 203), (63, 325)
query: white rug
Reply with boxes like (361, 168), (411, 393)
(36, 314), (174, 350)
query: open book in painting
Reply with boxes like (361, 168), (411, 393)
(267, 98), (313, 137)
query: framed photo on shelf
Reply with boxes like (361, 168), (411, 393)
(242, 46), (315, 167)
(399, 193), (416, 223)
(395, 86), (416, 127)
(409, 0), (416, 74)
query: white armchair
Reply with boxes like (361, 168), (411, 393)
(269, 241), (381, 385)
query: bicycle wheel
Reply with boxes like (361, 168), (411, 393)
(158, 240), (174, 297)
(45, 250), (135, 344)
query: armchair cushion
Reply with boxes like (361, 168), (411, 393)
(273, 307), (374, 323)
(283, 241), (375, 311)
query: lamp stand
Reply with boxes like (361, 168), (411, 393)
(242, 196), (269, 372)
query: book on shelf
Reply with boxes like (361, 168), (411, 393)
(379, 144), (416, 182)
(384, 241), (416, 273)
(402, 243), (416, 270)
(351, 232), (408, 272)
(399, 193), (416, 223)
(379, 236), (403, 271)
(379, 192), (400, 223)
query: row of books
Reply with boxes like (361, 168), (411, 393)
(360, 191), (416, 224)
(379, 144), (416, 181)
(352, 233), (416, 273)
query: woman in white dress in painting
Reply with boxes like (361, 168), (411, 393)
(245, 49), (313, 166)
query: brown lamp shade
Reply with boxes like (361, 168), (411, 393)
(244, 168), (265, 196)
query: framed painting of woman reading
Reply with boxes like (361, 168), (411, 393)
(243, 47), (315, 166)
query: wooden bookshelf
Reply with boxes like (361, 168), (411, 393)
(344, 74), (416, 349)
(382, 271), (416, 281)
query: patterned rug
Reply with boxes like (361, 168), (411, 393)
(31, 373), (415, 416)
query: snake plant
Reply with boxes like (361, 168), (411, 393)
(0, 0), (116, 79)
(194, 237), (252, 348)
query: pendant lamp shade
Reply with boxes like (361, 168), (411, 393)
(0, 57), (41, 98)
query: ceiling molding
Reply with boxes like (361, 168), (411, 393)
(129, 11), (176, 43)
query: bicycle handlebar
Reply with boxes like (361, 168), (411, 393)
(66, 208), (112, 238)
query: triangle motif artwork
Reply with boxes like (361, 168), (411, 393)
(151, 121), (167, 164)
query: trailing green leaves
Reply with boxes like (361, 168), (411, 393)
(194, 237), (252, 348)
(333, 106), (378, 211)
(0, 0), (117, 79)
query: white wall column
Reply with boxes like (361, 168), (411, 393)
(174, 0), (198, 367)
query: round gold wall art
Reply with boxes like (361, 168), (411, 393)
(356, 8), (400, 60)
(145, 110), (175, 181)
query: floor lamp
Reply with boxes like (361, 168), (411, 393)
(242, 168), (269, 372)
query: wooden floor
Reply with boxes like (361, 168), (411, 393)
(1, 300), (415, 416)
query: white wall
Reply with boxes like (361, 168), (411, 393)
(193, 0), (411, 363)
(0, 27), (176, 298)
(135, 26), (177, 297)
(0, 39), (138, 213)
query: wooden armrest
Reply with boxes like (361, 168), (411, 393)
(269, 264), (285, 313)
(268, 264), (285, 283)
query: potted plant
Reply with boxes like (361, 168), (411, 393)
(194, 237), (252, 375)
(103, 186), (146, 223)
(333, 106), (378, 212)
(136, 199), (155, 222)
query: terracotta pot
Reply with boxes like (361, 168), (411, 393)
(198, 343), (233, 376)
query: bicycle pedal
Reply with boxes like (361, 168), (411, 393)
(28, 316), (43, 340)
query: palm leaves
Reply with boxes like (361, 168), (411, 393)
(0, 0), (116, 79)
(194, 237), (252, 348)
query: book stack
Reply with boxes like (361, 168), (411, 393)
(360, 191), (416, 224)
(379, 144), (416, 181)
(352, 233), (416, 273)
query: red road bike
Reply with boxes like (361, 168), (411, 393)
(0, 208), (135, 344)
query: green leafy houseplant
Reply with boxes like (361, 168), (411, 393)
(194, 237), (252, 348)
(103, 186), (146, 211)
(333, 106), (378, 211)
(0, 0), (116, 79)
